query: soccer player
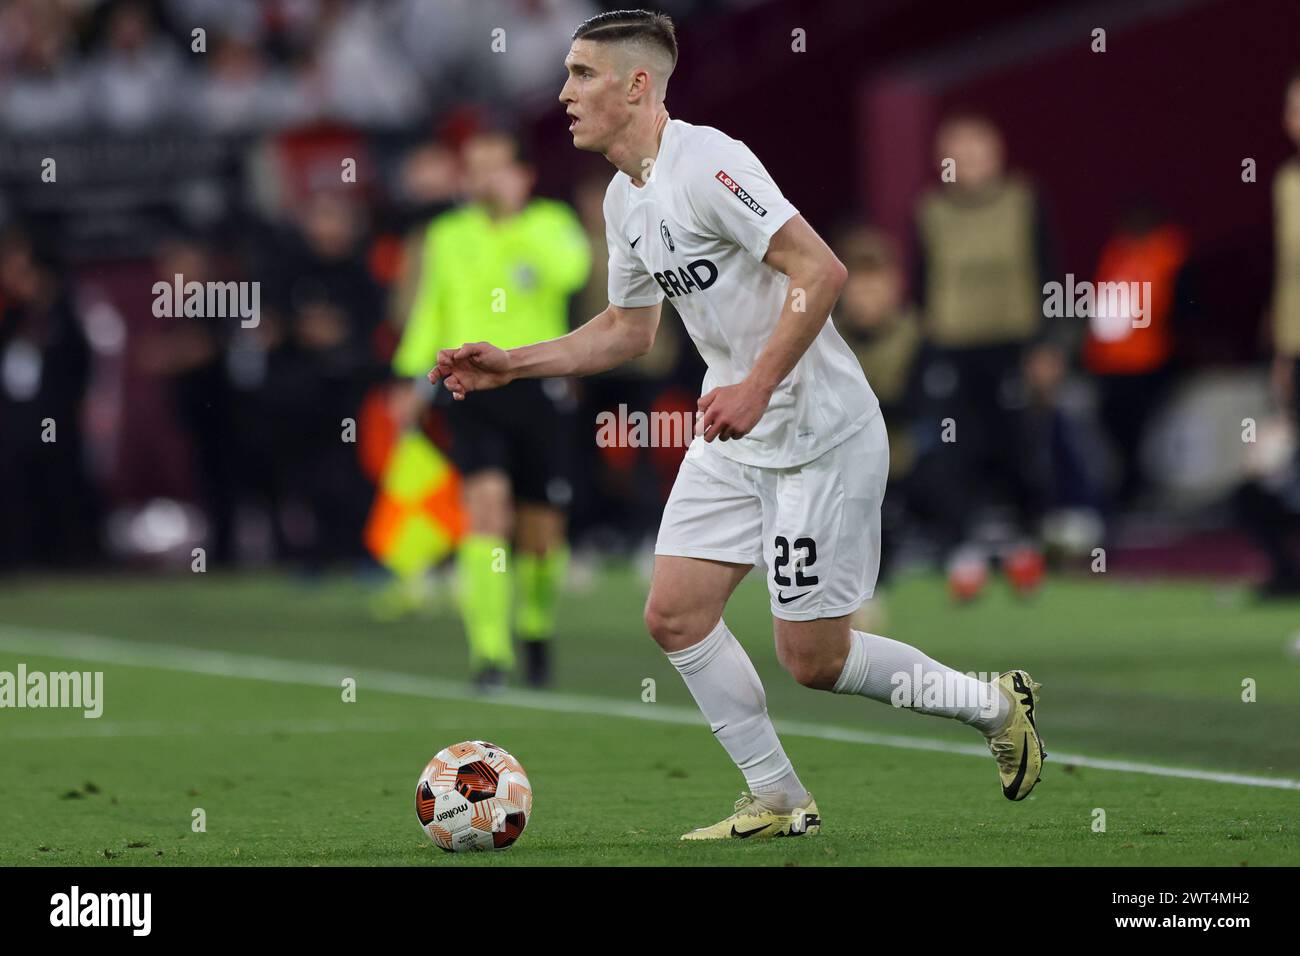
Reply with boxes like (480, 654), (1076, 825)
(431, 10), (1045, 838)
(393, 130), (590, 690)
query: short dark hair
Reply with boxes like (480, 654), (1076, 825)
(465, 127), (535, 168)
(572, 9), (677, 68)
(835, 227), (898, 274)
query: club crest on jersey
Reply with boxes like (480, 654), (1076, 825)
(652, 259), (718, 299)
(715, 170), (767, 217)
(660, 219), (674, 251)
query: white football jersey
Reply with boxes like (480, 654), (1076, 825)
(603, 118), (879, 468)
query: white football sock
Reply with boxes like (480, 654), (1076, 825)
(666, 619), (809, 810)
(833, 629), (1009, 735)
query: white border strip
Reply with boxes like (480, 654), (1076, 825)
(2, 626), (1297, 792)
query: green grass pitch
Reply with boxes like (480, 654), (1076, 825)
(0, 570), (1296, 866)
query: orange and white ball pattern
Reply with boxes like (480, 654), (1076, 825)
(415, 740), (532, 852)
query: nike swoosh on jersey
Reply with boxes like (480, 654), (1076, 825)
(630, 235), (641, 248)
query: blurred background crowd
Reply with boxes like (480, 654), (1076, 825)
(3, 0), (1300, 605)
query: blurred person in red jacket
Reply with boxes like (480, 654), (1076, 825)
(1083, 200), (1195, 512)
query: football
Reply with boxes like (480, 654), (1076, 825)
(415, 740), (533, 852)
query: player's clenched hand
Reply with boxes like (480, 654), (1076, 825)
(428, 342), (513, 400)
(696, 381), (772, 442)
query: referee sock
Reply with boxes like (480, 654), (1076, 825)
(833, 630), (1008, 734)
(666, 619), (809, 810)
(515, 544), (568, 641)
(457, 535), (513, 670)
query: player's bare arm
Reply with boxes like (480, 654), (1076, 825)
(429, 301), (661, 400)
(696, 214), (848, 442)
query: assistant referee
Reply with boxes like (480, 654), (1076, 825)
(392, 130), (590, 690)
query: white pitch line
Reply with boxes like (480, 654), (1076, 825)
(2, 625), (1298, 792)
(0, 717), (424, 740)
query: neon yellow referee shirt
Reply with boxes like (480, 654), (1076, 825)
(393, 199), (591, 376)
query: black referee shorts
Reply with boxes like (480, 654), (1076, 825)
(439, 377), (575, 509)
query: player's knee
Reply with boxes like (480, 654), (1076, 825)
(779, 647), (842, 690)
(643, 598), (696, 652)
(794, 661), (842, 690)
(464, 497), (511, 537)
(462, 473), (512, 535)
(642, 599), (675, 648)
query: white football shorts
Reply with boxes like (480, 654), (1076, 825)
(654, 410), (889, 621)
